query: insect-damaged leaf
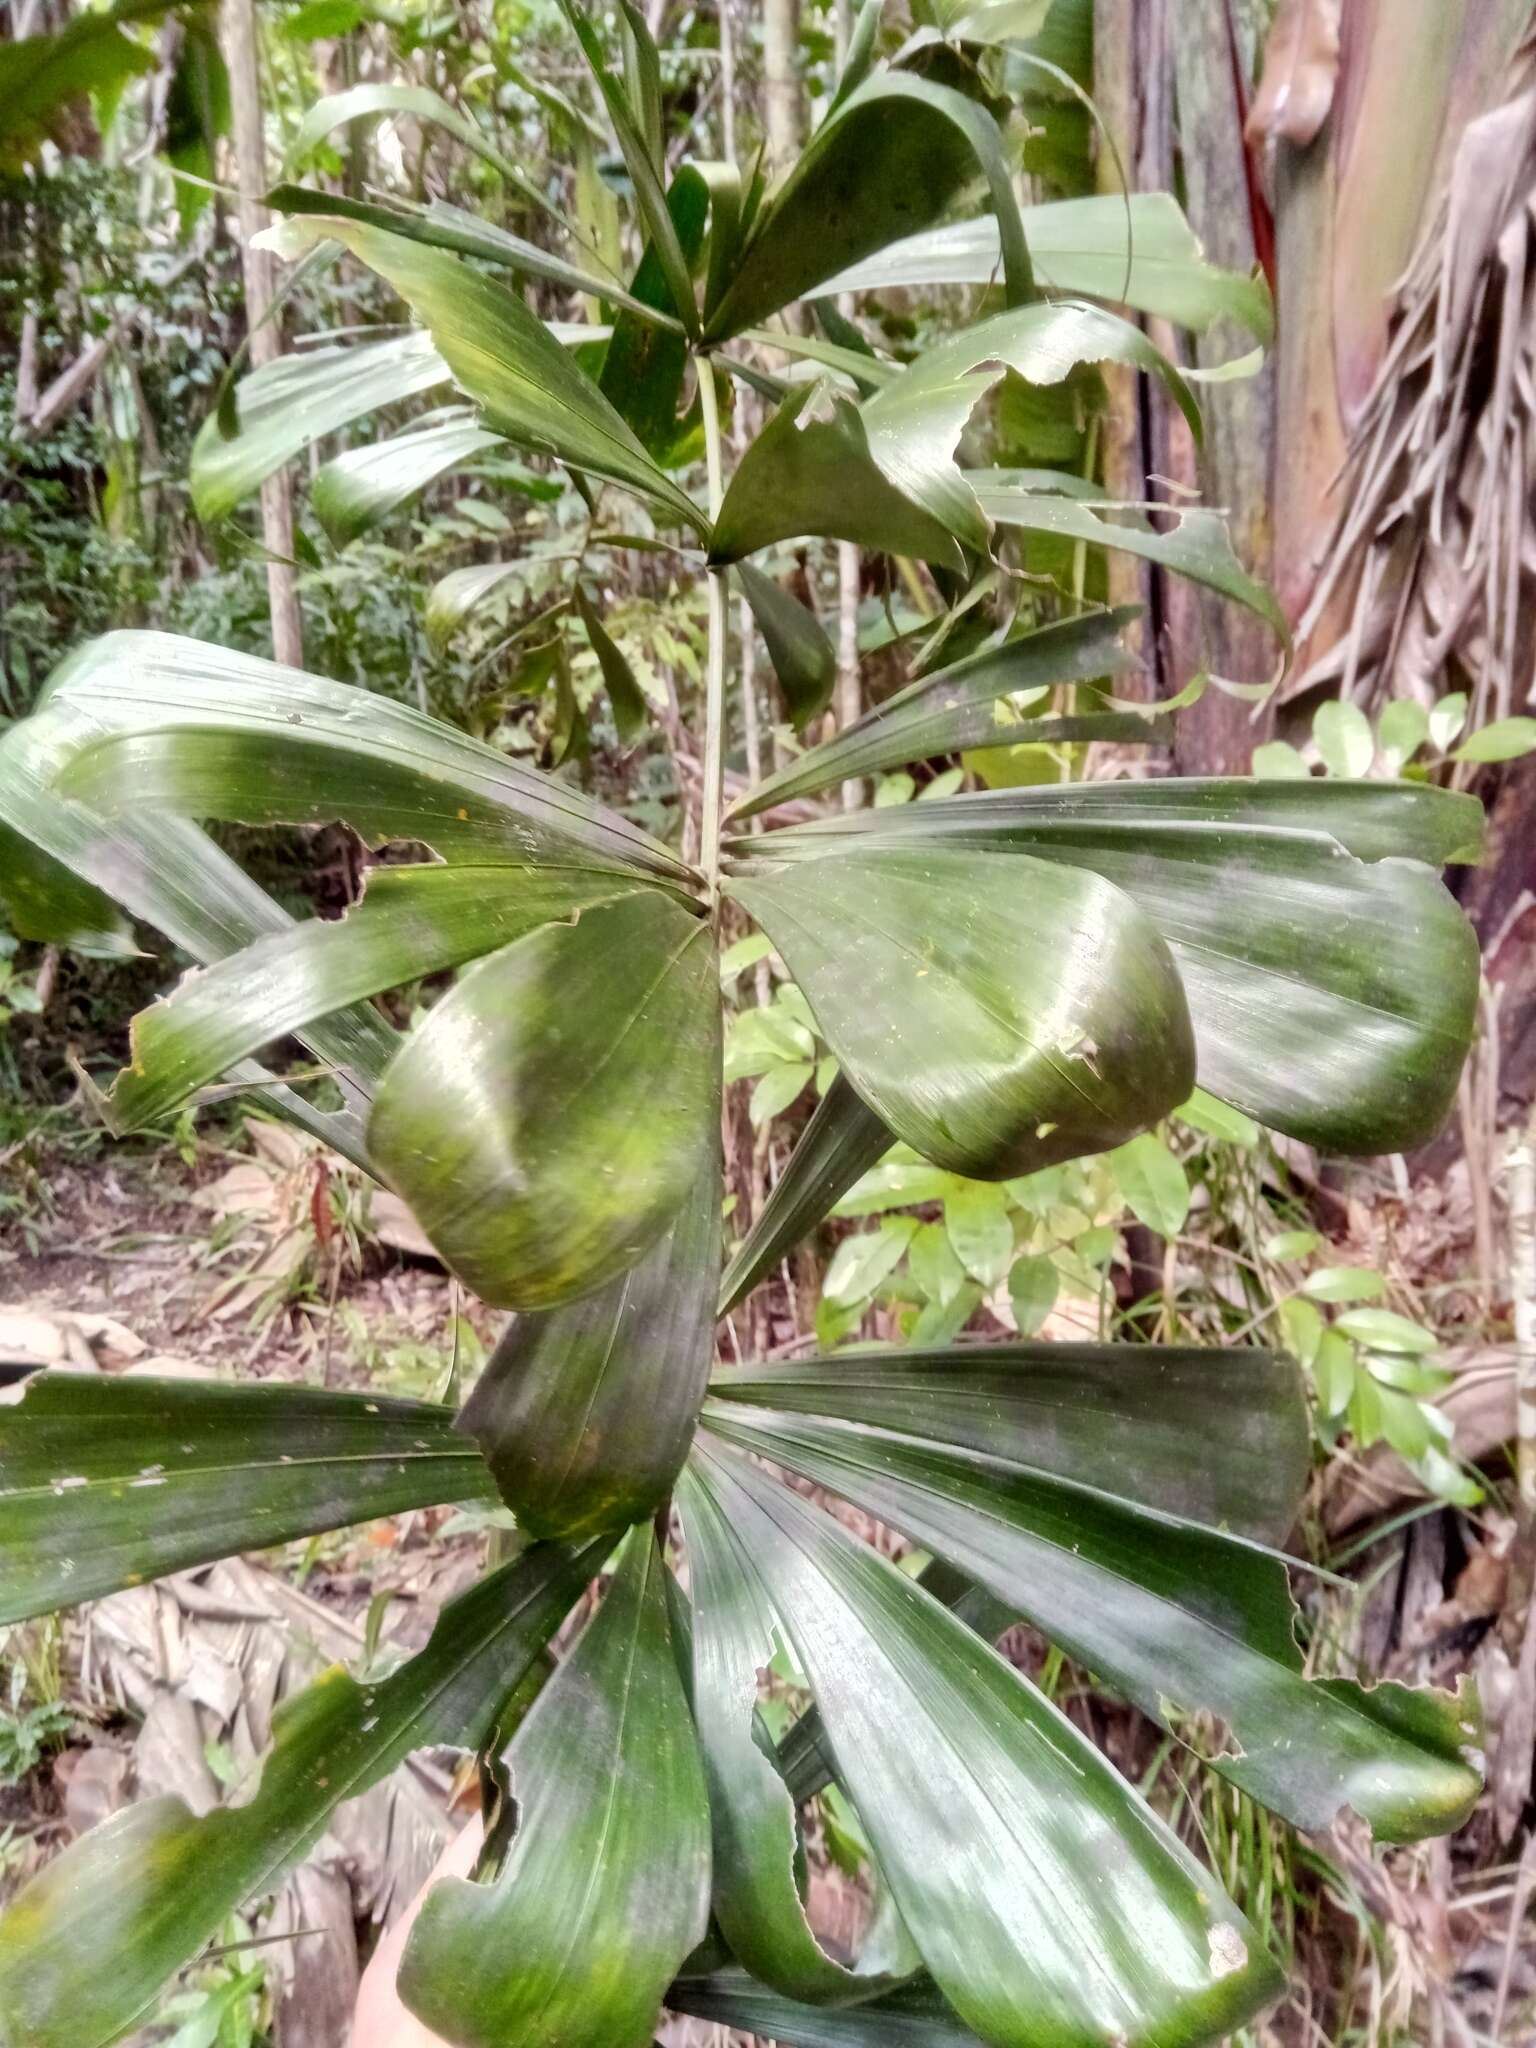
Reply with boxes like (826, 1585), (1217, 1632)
(678, 1460), (921, 2002)
(44, 629), (691, 883)
(101, 865), (646, 1132)
(461, 1164), (721, 1540)
(726, 843), (1194, 1178)
(369, 890), (720, 1309)
(0, 1372), (496, 1623)
(685, 1438), (1282, 2048)
(400, 1526), (710, 2048)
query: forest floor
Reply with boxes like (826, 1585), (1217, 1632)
(0, 1112), (1533, 2046)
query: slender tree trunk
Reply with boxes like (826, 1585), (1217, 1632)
(1091, 0), (1167, 695)
(1168, 1), (1276, 772)
(718, 0), (737, 166)
(762, 0), (803, 172)
(13, 310), (39, 427)
(222, 0), (304, 669)
(832, 0), (862, 802)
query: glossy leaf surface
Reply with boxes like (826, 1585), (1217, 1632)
(0, 1540), (600, 2048)
(710, 380), (965, 571)
(747, 781), (1480, 1153)
(670, 1970), (982, 2048)
(0, 712), (394, 1153)
(687, 1439), (1281, 2048)
(312, 412), (508, 546)
(267, 184), (674, 329)
(0, 814), (134, 957)
(823, 192), (1273, 340)
(400, 1526), (710, 2048)
(44, 630), (691, 882)
(706, 72), (1031, 339)
(264, 210), (703, 530)
(461, 1165), (720, 1539)
(727, 845), (1194, 1177)
(369, 890), (719, 1308)
(758, 774), (1485, 870)
(595, 170), (707, 462)
(705, 1397), (1483, 1843)
(861, 303), (1200, 554)
(288, 81), (551, 215)
(0, 1372), (495, 1623)
(190, 331), (450, 523)
(562, 0), (701, 339)
(104, 865), (644, 1130)
(737, 562), (838, 731)
(710, 1340), (1306, 1543)
(677, 1461), (920, 2002)
(730, 608), (1140, 817)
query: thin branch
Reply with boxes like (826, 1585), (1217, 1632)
(697, 353), (729, 889)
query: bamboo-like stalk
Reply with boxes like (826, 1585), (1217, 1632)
(1510, 1107), (1536, 1524)
(697, 353), (729, 891)
(762, 0), (803, 172)
(718, 0), (737, 166)
(222, 0), (304, 670)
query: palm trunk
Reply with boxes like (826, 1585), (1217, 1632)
(762, 0), (803, 172)
(222, 0), (304, 670)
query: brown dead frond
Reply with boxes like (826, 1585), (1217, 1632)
(1287, 45), (1536, 749)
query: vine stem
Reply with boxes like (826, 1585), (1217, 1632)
(697, 351), (728, 894)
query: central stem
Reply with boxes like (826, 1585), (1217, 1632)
(697, 351), (728, 895)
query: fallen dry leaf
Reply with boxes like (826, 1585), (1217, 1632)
(0, 1305), (145, 1372)
(367, 1187), (440, 1263)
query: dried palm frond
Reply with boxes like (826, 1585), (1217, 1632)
(1287, 46), (1536, 748)
(80, 1558), (457, 2044)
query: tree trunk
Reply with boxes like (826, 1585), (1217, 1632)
(832, 0), (862, 801)
(1167, 3), (1277, 772)
(1092, 0), (1176, 702)
(717, 0), (738, 165)
(762, 0), (803, 172)
(221, 0), (304, 669)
